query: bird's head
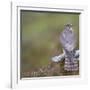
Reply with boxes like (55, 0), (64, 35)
(64, 24), (73, 31)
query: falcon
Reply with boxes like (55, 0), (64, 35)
(60, 24), (78, 71)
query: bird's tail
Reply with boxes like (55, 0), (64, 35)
(64, 50), (78, 71)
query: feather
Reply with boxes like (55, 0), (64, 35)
(59, 24), (78, 71)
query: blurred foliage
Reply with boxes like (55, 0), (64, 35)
(20, 10), (79, 78)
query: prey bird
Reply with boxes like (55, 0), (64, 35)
(60, 24), (78, 71)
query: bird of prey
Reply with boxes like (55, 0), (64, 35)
(60, 24), (78, 71)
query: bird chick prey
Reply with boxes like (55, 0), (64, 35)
(60, 24), (78, 71)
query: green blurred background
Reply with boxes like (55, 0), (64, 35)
(20, 10), (79, 78)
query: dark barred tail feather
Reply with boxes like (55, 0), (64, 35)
(64, 50), (78, 71)
(64, 57), (78, 71)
